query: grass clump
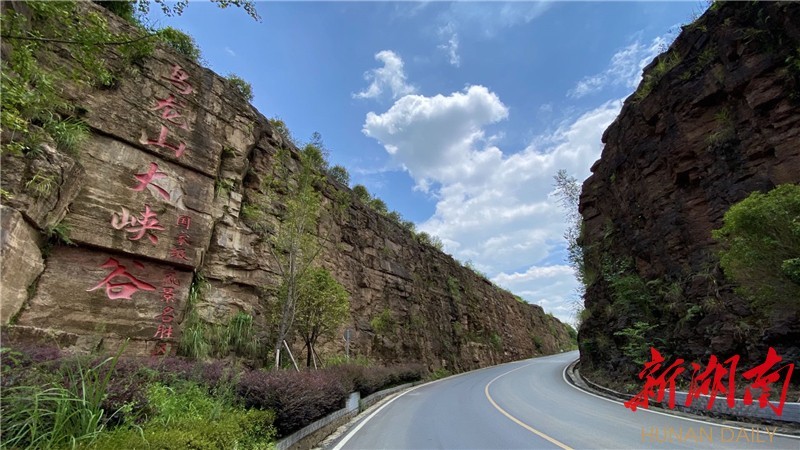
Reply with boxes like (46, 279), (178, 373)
(634, 51), (681, 101)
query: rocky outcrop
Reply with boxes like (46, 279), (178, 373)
(1, 2), (571, 370)
(578, 2), (800, 382)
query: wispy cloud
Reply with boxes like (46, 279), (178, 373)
(224, 46), (236, 57)
(442, 2), (552, 38)
(568, 35), (670, 99)
(354, 50), (416, 100)
(437, 24), (460, 67)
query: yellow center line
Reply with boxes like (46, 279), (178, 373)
(484, 363), (574, 450)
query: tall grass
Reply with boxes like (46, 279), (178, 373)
(1, 347), (124, 449)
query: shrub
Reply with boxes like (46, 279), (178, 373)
(157, 26), (201, 61)
(226, 73), (254, 101)
(268, 117), (297, 148)
(370, 309), (394, 335)
(369, 198), (388, 214)
(614, 321), (658, 365)
(329, 164), (350, 186)
(89, 381), (275, 449)
(237, 369), (348, 436)
(713, 184), (800, 311)
(352, 184), (371, 203)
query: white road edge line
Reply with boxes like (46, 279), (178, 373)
(331, 357), (547, 450)
(331, 383), (424, 450)
(561, 359), (800, 440)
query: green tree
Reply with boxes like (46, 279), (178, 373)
(352, 184), (371, 203)
(369, 197), (388, 215)
(295, 267), (350, 368)
(158, 26), (201, 61)
(104, 0), (261, 22)
(553, 169), (586, 326)
(329, 165), (350, 186)
(712, 184), (800, 311)
(269, 148), (325, 369)
(268, 117), (297, 148)
(302, 132), (329, 173)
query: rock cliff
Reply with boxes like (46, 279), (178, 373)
(0, 2), (571, 371)
(578, 2), (799, 384)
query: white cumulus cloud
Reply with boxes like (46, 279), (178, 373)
(363, 81), (623, 323)
(354, 50), (416, 100)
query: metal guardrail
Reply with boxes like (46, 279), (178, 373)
(276, 383), (416, 450)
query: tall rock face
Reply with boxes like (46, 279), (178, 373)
(1, 2), (571, 370)
(578, 2), (800, 383)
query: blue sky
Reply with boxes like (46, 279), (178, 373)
(151, 1), (705, 324)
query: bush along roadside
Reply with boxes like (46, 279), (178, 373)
(0, 340), (426, 447)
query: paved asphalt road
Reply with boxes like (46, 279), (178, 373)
(328, 351), (799, 450)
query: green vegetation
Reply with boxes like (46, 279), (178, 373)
(553, 170), (587, 324)
(712, 184), (800, 311)
(429, 368), (452, 380)
(295, 267), (350, 367)
(329, 165), (350, 186)
(24, 173), (58, 198)
(370, 309), (395, 335)
(91, 381), (275, 449)
(1, 1), (149, 156)
(349, 182), (446, 251)
(614, 321), (658, 365)
(634, 51), (682, 101)
(99, 0), (261, 22)
(415, 231), (444, 251)
(45, 221), (75, 246)
(268, 117), (298, 147)
(706, 107), (736, 147)
(1, 348), (123, 449)
(226, 73), (254, 101)
(352, 184), (371, 203)
(157, 26), (201, 61)
(447, 277), (461, 301)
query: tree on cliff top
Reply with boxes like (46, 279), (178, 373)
(553, 169), (586, 326)
(295, 267), (350, 368)
(96, 0), (261, 22)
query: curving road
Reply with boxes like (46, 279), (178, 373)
(328, 351), (799, 449)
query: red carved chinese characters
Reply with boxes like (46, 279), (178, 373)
(624, 348), (685, 411)
(87, 258), (156, 300)
(151, 94), (190, 130)
(131, 162), (170, 201)
(626, 347), (796, 416)
(177, 215), (191, 230)
(163, 64), (194, 95)
(111, 205), (165, 245)
(152, 341), (168, 356)
(164, 271), (180, 287)
(152, 271), (181, 356)
(154, 323), (173, 339)
(140, 125), (186, 158)
(171, 214), (192, 262)
(685, 354), (739, 409)
(742, 347), (795, 415)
